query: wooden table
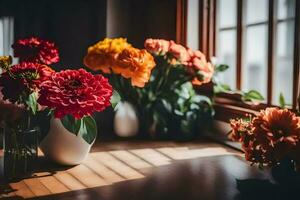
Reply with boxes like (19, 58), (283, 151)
(0, 140), (271, 200)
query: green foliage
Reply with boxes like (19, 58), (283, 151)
(108, 55), (215, 138)
(279, 92), (286, 108)
(61, 114), (82, 134)
(212, 64), (264, 104)
(215, 64), (229, 73)
(214, 83), (232, 93)
(147, 82), (213, 137)
(110, 90), (121, 110)
(25, 93), (38, 115)
(61, 115), (97, 144)
(241, 90), (264, 102)
(78, 116), (97, 144)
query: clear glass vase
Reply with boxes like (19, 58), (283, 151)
(2, 115), (39, 180)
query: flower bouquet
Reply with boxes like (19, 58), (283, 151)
(1, 36), (114, 172)
(0, 37), (59, 179)
(84, 38), (216, 139)
(229, 107), (300, 197)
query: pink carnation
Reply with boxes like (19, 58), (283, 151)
(186, 50), (214, 85)
(168, 41), (190, 62)
(144, 39), (170, 55)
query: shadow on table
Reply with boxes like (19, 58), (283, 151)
(1, 155), (273, 200)
(0, 155), (73, 184)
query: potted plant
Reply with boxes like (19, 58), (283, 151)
(229, 107), (300, 197)
(38, 68), (113, 165)
(84, 38), (215, 139)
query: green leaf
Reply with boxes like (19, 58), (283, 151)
(110, 90), (121, 110)
(191, 95), (212, 105)
(60, 115), (81, 135)
(279, 92), (286, 108)
(242, 90), (264, 102)
(78, 116), (97, 144)
(160, 99), (172, 113)
(190, 103), (200, 110)
(174, 109), (184, 116)
(25, 93), (38, 115)
(175, 82), (193, 99)
(213, 83), (232, 93)
(215, 64), (229, 72)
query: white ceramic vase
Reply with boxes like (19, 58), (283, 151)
(40, 118), (93, 165)
(114, 102), (139, 137)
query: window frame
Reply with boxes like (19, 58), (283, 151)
(177, 0), (300, 121)
(196, 0), (300, 120)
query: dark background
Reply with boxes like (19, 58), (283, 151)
(0, 0), (177, 68)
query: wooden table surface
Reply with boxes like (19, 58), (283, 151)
(0, 140), (271, 200)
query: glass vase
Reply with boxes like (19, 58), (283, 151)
(2, 115), (39, 180)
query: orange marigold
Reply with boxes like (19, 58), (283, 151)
(84, 38), (155, 87)
(83, 38), (131, 73)
(114, 47), (156, 87)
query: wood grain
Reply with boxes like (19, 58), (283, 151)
(1, 140), (267, 200)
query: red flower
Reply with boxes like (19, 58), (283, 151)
(0, 62), (54, 103)
(12, 37), (59, 65)
(38, 69), (113, 119)
(229, 108), (300, 166)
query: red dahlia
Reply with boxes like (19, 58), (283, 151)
(38, 69), (113, 119)
(12, 37), (59, 65)
(0, 62), (54, 103)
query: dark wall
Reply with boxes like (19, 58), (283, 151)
(1, 0), (178, 66)
(0, 0), (107, 69)
(107, 0), (177, 48)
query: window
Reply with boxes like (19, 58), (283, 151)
(216, 0), (237, 90)
(214, 0), (299, 108)
(0, 17), (14, 73)
(0, 17), (14, 57)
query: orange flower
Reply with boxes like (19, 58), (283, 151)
(114, 47), (156, 87)
(252, 108), (300, 162)
(253, 108), (300, 146)
(230, 107), (300, 166)
(84, 38), (131, 73)
(229, 118), (253, 142)
(84, 38), (155, 87)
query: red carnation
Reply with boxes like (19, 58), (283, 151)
(0, 62), (54, 103)
(12, 37), (59, 65)
(38, 68), (113, 119)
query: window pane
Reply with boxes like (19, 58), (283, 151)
(246, 0), (268, 24)
(0, 17), (15, 63)
(216, 30), (237, 89)
(277, 0), (295, 20)
(187, 0), (199, 50)
(243, 25), (268, 98)
(0, 20), (3, 56)
(218, 0), (237, 28)
(273, 21), (295, 105)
